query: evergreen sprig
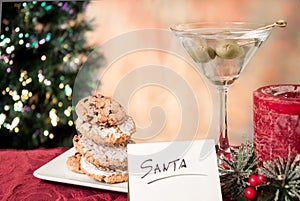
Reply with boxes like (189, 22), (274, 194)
(218, 142), (300, 201)
(218, 141), (257, 200)
(258, 154), (300, 201)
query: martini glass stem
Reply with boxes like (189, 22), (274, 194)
(217, 86), (230, 153)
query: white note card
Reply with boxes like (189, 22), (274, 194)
(127, 139), (222, 201)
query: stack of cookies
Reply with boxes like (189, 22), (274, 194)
(67, 93), (136, 184)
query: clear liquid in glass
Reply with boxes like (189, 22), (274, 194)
(177, 28), (267, 86)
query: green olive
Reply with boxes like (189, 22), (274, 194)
(187, 46), (216, 63)
(215, 40), (244, 59)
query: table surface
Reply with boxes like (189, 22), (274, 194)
(0, 147), (127, 201)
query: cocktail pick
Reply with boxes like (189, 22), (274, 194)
(240, 20), (287, 47)
(256, 20), (287, 30)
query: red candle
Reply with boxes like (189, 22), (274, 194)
(253, 84), (300, 162)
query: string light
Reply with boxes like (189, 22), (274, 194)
(38, 70), (45, 82)
(0, 114), (6, 125)
(43, 79), (52, 86)
(64, 84), (72, 96)
(31, 104), (36, 110)
(21, 89), (30, 101)
(11, 90), (20, 101)
(68, 120), (73, 126)
(58, 102), (63, 107)
(49, 108), (59, 127)
(43, 130), (49, 136)
(41, 55), (46, 61)
(59, 83), (64, 89)
(64, 108), (71, 117)
(49, 133), (54, 139)
(10, 117), (20, 130)
(14, 101), (23, 112)
(4, 105), (10, 111)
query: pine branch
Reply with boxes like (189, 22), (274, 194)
(218, 141), (257, 199)
(219, 142), (300, 201)
(258, 153), (300, 201)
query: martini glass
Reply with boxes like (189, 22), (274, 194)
(171, 21), (284, 153)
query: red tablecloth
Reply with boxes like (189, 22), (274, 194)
(0, 148), (127, 201)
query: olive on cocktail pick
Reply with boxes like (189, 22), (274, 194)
(215, 39), (244, 59)
(187, 46), (216, 63)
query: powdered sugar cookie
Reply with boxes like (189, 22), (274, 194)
(75, 115), (135, 145)
(73, 135), (132, 168)
(66, 152), (84, 174)
(75, 94), (127, 126)
(69, 93), (136, 184)
(80, 156), (128, 184)
(75, 96), (98, 124)
(93, 94), (126, 126)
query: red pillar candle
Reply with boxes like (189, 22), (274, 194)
(253, 84), (300, 162)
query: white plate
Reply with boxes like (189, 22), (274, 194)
(33, 148), (128, 193)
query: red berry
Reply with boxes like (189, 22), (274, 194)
(225, 153), (231, 160)
(257, 174), (267, 184)
(248, 175), (258, 186)
(244, 186), (257, 200)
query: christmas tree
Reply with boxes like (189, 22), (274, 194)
(0, 1), (101, 149)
